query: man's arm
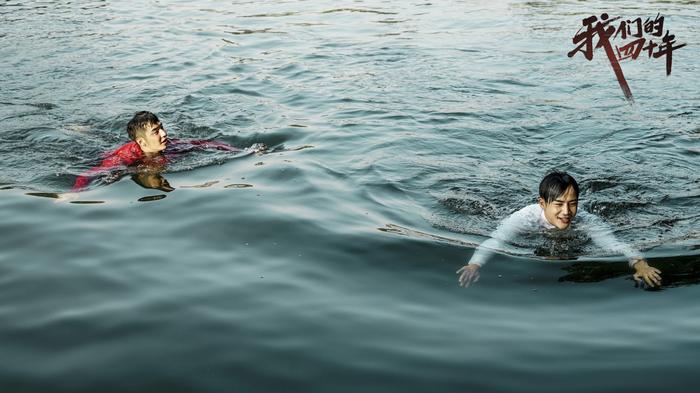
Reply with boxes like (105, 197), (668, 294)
(580, 211), (662, 287)
(176, 139), (241, 152)
(457, 207), (531, 287)
(71, 154), (128, 191)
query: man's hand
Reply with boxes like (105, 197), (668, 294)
(632, 259), (662, 287)
(456, 264), (480, 287)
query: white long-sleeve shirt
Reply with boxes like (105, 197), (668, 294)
(468, 204), (643, 267)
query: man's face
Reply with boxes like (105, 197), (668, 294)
(539, 185), (578, 230)
(137, 122), (168, 154)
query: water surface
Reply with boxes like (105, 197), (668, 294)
(1, 1), (699, 391)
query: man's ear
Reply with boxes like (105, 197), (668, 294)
(538, 197), (545, 209)
(136, 137), (146, 150)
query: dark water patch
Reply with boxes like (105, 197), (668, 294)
(488, 78), (538, 88)
(660, 192), (700, 206)
(224, 183), (253, 189)
(580, 178), (620, 193)
(272, 63), (317, 81)
(0, 185), (30, 191)
(560, 253), (700, 290)
(329, 97), (388, 105)
(222, 87), (264, 97)
(376, 19), (408, 24)
(303, 53), (332, 60)
(450, 84), (510, 95)
(318, 41), (362, 49)
(69, 200), (105, 204)
(439, 196), (498, 218)
(558, 261), (634, 284)
(652, 213), (700, 228)
(658, 256), (700, 289)
(289, 22), (328, 27)
(171, 122), (223, 139)
(585, 200), (652, 219)
(19, 102), (58, 110)
(424, 111), (480, 119)
(280, 92), (320, 107)
(24, 127), (75, 143)
(272, 63), (303, 75)
(333, 109), (389, 119)
(225, 28), (286, 35)
(378, 113), (414, 121)
(241, 12), (299, 18)
(137, 194), (167, 202)
(321, 8), (398, 15)
(25, 192), (60, 199)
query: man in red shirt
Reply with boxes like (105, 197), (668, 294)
(72, 111), (243, 191)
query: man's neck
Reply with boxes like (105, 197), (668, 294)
(141, 150), (161, 158)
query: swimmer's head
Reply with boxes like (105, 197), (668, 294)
(127, 111), (168, 155)
(538, 171), (579, 230)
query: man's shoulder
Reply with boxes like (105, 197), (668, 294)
(104, 141), (143, 164)
(109, 141), (140, 154)
(500, 203), (541, 225)
(513, 203), (541, 217)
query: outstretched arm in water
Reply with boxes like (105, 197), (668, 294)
(174, 138), (242, 152)
(580, 211), (662, 287)
(457, 208), (530, 287)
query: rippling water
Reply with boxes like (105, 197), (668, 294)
(1, 1), (699, 391)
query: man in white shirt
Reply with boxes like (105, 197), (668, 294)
(457, 172), (662, 287)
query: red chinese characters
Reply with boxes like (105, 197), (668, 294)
(568, 12), (686, 101)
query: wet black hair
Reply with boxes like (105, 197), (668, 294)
(127, 111), (160, 141)
(539, 171), (579, 203)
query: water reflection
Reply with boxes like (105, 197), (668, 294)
(131, 172), (175, 193)
(25, 191), (105, 204)
(559, 253), (700, 290)
(137, 194), (167, 202)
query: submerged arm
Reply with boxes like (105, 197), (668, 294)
(183, 139), (241, 152)
(71, 154), (127, 192)
(71, 143), (143, 192)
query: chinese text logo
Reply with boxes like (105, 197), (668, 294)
(568, 13), (686, 101)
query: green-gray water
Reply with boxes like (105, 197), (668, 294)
(1, 1), (699, 391)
